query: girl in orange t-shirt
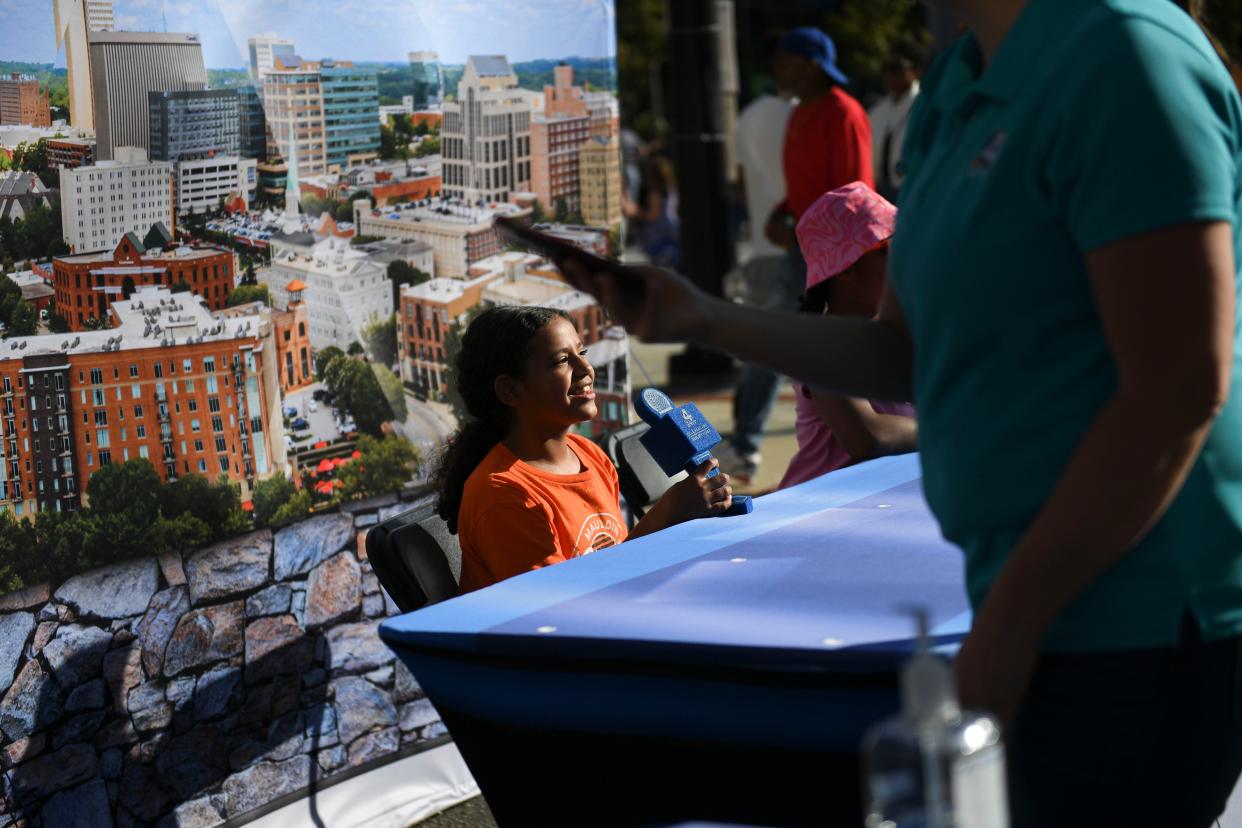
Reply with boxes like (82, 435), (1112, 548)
(433, 306), (733, 593)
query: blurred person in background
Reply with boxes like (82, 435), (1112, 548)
(718, 26), (874, 486)
(623, 153), (680, 268)
(868, 49), (922, 202)
(732, 87), (793, 305)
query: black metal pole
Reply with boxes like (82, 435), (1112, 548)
(666, 0), (736, 382)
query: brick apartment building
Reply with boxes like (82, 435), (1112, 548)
(0, 286), (285, 517)
(52, 229), (235, 330)
(0, 74), (50, 128)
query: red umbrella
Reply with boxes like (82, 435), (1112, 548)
(351, 450), (362, 459)
(315, 441), (329, 449)
(332, 456), (349, 468)
(316, 458), (334, 474)
(240, 500), (254, 512)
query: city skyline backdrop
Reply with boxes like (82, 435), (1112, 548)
(0, 0), (616, 69)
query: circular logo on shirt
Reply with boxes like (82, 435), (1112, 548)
(572, 512), (624, 556)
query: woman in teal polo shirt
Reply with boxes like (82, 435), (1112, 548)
(565, 1), (1242, 824)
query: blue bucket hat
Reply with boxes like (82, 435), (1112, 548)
(778, 27), (849, 86)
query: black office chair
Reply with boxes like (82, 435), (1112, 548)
(603, 422), (681, 526)
(366, 502), (462, 612)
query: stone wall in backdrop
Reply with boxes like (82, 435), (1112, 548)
(0, 492), (448, 828)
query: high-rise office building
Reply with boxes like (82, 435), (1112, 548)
(530, 64), (590, 215)
(85, 0), (113, 32)
(60, 147), (174, 255)
(441, 56), (533, 205)
(261, 56), (325, 177)
(0, 75), (51, 127)
(261, 56), (378, 177)
(579, 135), (622, 228)
(320, 59), (379, 171)
(53, 0), (96, 130)
(408, 51), (443, 110)
(247, 33), (295, 82)
(237, 85), (267, 160)
(148, 89), (240, 162)
(88, 32), (208, 160)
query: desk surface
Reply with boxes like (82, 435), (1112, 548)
(381, 454), (972, 673)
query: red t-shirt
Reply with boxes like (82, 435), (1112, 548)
(781, 88), (875, 219)
(457, 433), (628, 594)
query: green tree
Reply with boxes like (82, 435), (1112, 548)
(315, 345), (346, 381)
(347, 340), (365, 356)
(86, 458), (161, 526)
(822, 0), (931, 101)
(530, 200), (548, 225)
(413, 136), (440, 158)
(146, 511), (213, 555)
(333, 201), (355, 223)
(412, 120), (430, 137)
(84, 314), (111, 330)
(171, 279), (191, 293)
(554, 197), (570, 223)
(335, 434), (420, 500)
(251, 474), (299, 528)
(440, 319), (469, 420)
(47, 312), (71, 334)
(371, 362), (408, 421)
(326, 358), (394, 437)
(364, 315), (398, 367)
(386, 260), (431, 306)
(0, 276), (22, 327)
(271, 490), (312, 524)
(227, 284), (271, 307)
(6, 301), (38, 338)
(157, 474), (247, 541)
(242, 258), (258, 285)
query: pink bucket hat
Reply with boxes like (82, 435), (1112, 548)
(796, 181), (897, 291)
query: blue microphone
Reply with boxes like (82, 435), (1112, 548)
(633, 387), (754, 517)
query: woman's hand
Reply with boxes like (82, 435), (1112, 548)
(560, 260), (716, 344)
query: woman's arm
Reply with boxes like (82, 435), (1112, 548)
(809, 393), (917, 460)
(956, 220), (1236, 725)
(562, 261), (916, 402)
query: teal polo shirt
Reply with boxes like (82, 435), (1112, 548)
(889, 0), (1242, 651)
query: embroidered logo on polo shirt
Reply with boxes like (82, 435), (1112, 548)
(970, 130), (1008, 174)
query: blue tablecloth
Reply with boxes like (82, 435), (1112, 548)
(380, 454), (972, 826)
(381, 454), (970, 742)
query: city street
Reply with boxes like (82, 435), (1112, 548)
(393, 394), (458, 477)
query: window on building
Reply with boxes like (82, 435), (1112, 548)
(94, 410), (107, 426)
(154, 363), (163, 379)
(136, 425), (146, 438)
(194, 439), (203, 453)
(211, 416), (224, 433)
(188, 399), (198, 413)
(191, 419), (201, 433)
(129, 364), (139, 378)
(89, 368), (102, 385)
(99, 450), (111, 466)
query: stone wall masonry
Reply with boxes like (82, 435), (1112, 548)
(0, 491), (445, 828)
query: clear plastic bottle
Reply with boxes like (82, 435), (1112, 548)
(861, 610), (1009, 828)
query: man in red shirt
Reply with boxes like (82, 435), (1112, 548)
(720, 27), (874, 484)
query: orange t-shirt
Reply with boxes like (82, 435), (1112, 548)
(457, 433), (628, 594)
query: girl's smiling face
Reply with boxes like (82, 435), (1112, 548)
(500, 316), (597, 429)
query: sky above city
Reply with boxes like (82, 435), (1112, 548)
(0, 0), (615, 68)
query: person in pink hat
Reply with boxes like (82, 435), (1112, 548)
(779, 182), (916, 489)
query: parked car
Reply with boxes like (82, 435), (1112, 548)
(282, 405), (298, 418)
(308, 400), (318, 413)
(312, 389), (328, 402)
(291, 417), (310, 431)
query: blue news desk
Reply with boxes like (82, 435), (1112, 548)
(380, 454), (971, 826)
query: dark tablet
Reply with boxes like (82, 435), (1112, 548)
(494, 216), (644, 300)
